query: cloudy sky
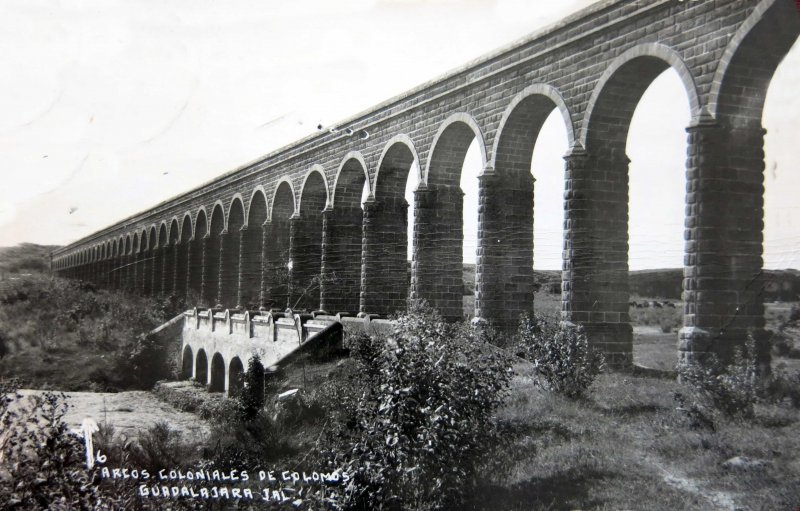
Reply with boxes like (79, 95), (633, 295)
(1, 0), (798, 270)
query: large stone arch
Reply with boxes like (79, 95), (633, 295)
(221, 196), (246, 308)
(581, 43), (703, 147)
(323, 153), (369, 314)
(162, 218), (180, 296)
(416, 113), (487, 321)
(264, 180), (296, 310)
(130, 232), (140, 293)
(122, 234), (132, 291)
(569, 43), (700, 366)
(681, 0), (799, 366)
(207, 202), (226, 307)
(176, 214), (193, 300)
(269, 178), (296, 222)
(331, 152), (370, 208)
(209, 352), (226, 393)
(154, 223), (168, 297)
(708, 0), (799, 125)
(189, 209), (208, 303)
(242, 189), (268, 309)
(362, 135), (420, 316)
(476, 84), (577, 328)
(292, 168), (328, 311)
(145, 225), (157, 296)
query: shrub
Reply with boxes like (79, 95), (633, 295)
(326, 303), (513, 511)
(0, 384), (114, 509)
(515, 313), (604, 399)
(237, 355), (266, 421)
(675, 336), (760, 422)
(761, 369), (800, 408)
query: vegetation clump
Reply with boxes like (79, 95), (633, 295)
(515, 313), (605, 399)
(0, 274), (185, 390)
(319, 303), (513, 511)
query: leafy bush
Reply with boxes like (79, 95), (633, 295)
(0, 383), (115, 509)
(325, 303), (513, 511)
(238, 355), (266, 421)
(761, 369), (800, 408)
(515, 313), (604, 399)
(675, 336), (760, 422)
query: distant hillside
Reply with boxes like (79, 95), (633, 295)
(0, 243), (59, 276)
(463, 265), (800, 301)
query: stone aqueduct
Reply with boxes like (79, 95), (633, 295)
(52, 0), (799, 370)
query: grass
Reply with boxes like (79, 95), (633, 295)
(464, 369), (800, 510)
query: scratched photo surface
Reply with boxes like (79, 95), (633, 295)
(1, 1), (799, 510)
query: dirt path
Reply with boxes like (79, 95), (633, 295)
(18, 390), (210, 441)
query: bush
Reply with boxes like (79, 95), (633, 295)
(515, 313), (604, 399)
(237, 355), (266, 421)
(325, 303), (513, 511)
(0, 383), (114, 509)
(675, 336), (760, 422)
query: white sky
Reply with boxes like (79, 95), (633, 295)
(1, 0), (798, 270)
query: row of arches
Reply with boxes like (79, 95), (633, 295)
(53, 4), (799, 366)
(182, 345), (245, 397)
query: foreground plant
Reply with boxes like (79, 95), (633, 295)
(515, 313), (605, 399)
(323, 303), (513, 511)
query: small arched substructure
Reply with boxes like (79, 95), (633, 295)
(365, 139), (417, 316)
(579, 45), (701, 366)
(228, 357), (244, 398)
(181, 345), (194, 379)
(221, 198), (245, 308)
(324, 155), (368, 314)
(189, 210), (207, 304)
(206, 204), (226, 307)
(176, 215), (192, 300)
(195, 349), (208, 385)
(241, 190), (268, 309)
(264, 181), (295, 310)
(209, 352), (226, 393)
(684, 0), (799, 367)
(484, 85), (574, 329)
(292, 170), (327, 311)
(418, 116), (486, 321)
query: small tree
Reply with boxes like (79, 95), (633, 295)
(327, 303), (513, 511)
(675, 335), (760, 422)
(238, 355), (265, 421)
(515, 313), (604, 399)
